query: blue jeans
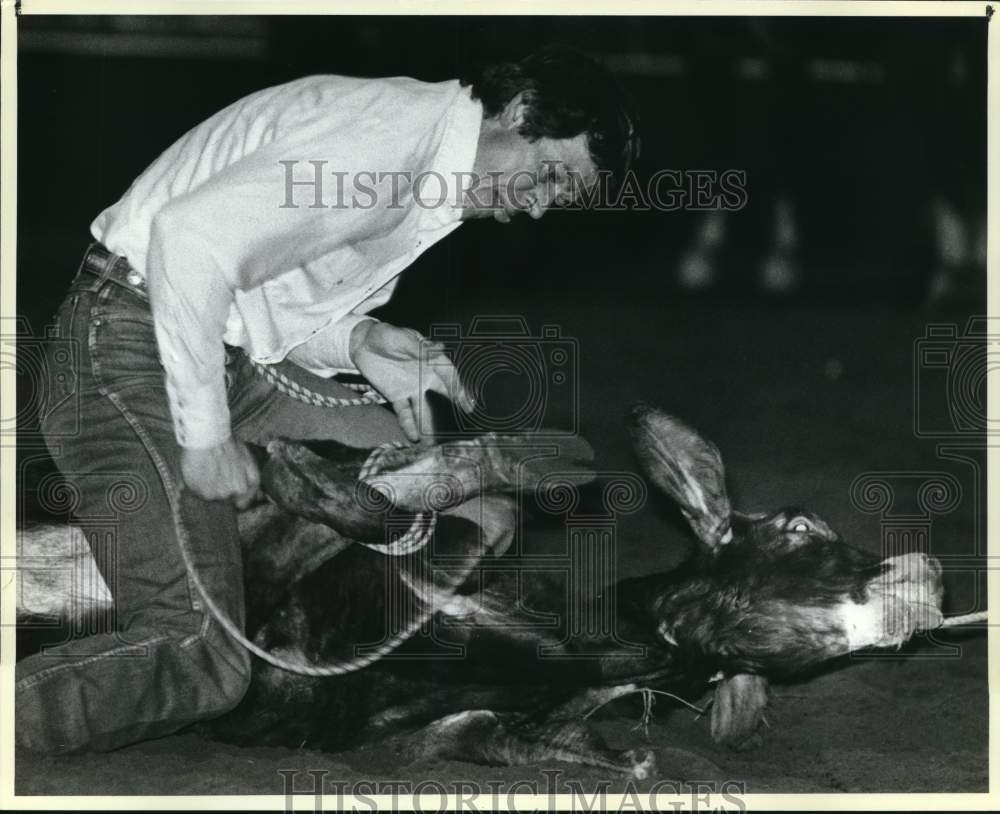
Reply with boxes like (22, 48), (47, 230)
(17, 244), (513, 753)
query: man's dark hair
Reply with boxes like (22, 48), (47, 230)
(462, 44), (640, 185)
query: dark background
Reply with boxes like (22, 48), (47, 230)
(16, 15), (987, 318)
(15, 16), (989, 480)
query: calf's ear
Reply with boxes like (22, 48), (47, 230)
(627, 403), (732, 549)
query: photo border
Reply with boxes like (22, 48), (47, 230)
(0, 1), (994, 810)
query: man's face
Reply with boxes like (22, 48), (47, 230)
(463, 94), (599, 223)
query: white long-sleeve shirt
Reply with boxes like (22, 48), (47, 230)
(91, 74), (482, 448)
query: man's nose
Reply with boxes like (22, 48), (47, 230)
(528, 188), (555, 220)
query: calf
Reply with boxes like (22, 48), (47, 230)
(201, 404), (944, 778)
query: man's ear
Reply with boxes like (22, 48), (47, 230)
(499, 92), (528, 129)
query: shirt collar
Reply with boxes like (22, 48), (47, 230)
(418, 84), (483, 231)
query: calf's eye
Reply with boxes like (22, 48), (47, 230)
(785, 515), (816, 534)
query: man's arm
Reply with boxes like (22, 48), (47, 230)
(147, 206), (234, 450)
(140, 97), (470, 490)
(284, 279), (399, 376)
(139, 125), (396, 504)
(146, 204), (261, 507)
(286, 280), (475, 443)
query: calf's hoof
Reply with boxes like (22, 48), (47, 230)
(709, 673), (768, 750)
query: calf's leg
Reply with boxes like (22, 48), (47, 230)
(709, 674), (768, 750)
(396, 709), (657, 780)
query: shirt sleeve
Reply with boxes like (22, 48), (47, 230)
(139, 78), (462, 449)
(146, 205), (235, 449)
(283, 312), (376, 377)
(144, 137), (404, 449)
(284, 276), (400, 377)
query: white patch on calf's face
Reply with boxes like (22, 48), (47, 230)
(838, 599), (895, 651)
(836, 593), (944, 652)
(852, 553), (946, 648)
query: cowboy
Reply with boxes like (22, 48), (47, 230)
(18, 44), (638, 753)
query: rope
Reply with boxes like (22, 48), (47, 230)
(355, 442), (437, 557)
(220, 357), (994, 674)
(170, 443), (440, 676)
(173, 506), (430, 676)
(248, 357), (386, 407)
(582, 611), (990, 738)
(180, 355), (444, 676)
(246, 358), (435, 558)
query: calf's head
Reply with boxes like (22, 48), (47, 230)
(628, 404), (944, 677)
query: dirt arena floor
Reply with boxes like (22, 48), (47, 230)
(14, 290), (988, 797)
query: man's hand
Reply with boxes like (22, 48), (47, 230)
(181, 437), (261, 509)
(350, 320), (474, 442)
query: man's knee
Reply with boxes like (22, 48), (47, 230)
(184, 617), (253, 716)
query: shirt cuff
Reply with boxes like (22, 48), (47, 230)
(165, 376), (233, 449)
(285, 313), (378, 377)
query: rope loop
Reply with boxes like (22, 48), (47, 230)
(168, 366), (440, 676)
(195, 357), (990, 679)
(356, 442), (436, 557)
(249, 357), (386, 407)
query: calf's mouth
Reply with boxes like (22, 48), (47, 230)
(839, 552), (944, 651)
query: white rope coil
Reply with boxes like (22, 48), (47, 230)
(202, 357), (990, 677)
(173, 494), (432, 677)
(356, 442), (437, 557)
(249, 357), (385, 407)
(176, 440), (438, 675)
